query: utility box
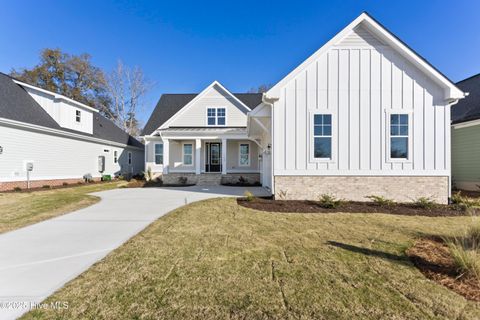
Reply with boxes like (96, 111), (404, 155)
(98, 156), (105, 173)
(23, 160), (34, 172)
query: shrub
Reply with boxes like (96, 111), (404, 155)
(101, 175), (112, 181)
(238, 176), (247, 184)
(445, 222), (480, 280)
(62, 182), (69, 186)
(318, 194), (343, 209)
(142, 167), (153, 182)
(42, 185), (51, 189)
(451, 191), (480, 210)
(413, 197), (437, 209)
(244, 190), (255, 202)
(366, 195), (395, 206)
(178, 176), (188, 185)
(83, 173), (93, 183)
(13, 186), (22, 192)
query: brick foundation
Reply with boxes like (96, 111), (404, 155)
(274, 176), (449, 204)
(0, 177), (101, 192)
(160, 173), (261, 186)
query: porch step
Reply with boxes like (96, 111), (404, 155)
(197, 174), (222, 186)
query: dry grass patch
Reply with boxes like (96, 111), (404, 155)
(24, 198), (480, 319)
(0, 181), (125, 233)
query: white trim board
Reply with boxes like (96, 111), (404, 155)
(452, 119), (480, 129)
(273, 170), (450, 176)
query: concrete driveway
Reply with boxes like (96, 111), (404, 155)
(0, 185), (270, 320)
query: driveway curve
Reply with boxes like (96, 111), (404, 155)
(0, 186), (269, 320)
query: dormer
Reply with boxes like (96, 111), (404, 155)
(14, 80), (97, 135)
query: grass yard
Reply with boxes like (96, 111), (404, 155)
(0, 181), (125, 234)
(24, 198), (480, 319)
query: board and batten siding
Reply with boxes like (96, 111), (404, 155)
(452, 124), (480, 190)
(273, 27), (450, 176)
(168, 85), (249, 127)
(0, 124), (144, 182)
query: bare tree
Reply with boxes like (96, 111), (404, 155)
(103, 61), (152, 136)
(247, 84), (272, 93)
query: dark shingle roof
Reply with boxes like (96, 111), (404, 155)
(0, 72), (143, 148)
(452, 74), (480, 124)
(142, 93), (263, 135)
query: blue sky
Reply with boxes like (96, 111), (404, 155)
(1, 0), (479, 125)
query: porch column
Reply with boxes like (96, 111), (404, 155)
(163, 138), (169, 174)
(195, 138), (201, 174)
(222, 138), (227, 174)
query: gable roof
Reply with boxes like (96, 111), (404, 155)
(142, 87), (262, 136)
(451, 73), (480, 124)
(0, 72), (143, 148)
(266, 12), (465, 102)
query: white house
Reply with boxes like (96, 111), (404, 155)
(0, 73), (144, 191)
(143, 12), (466, 203)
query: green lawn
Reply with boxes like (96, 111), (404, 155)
(0, 181), (125, 234)
(24, 198), (480, 319)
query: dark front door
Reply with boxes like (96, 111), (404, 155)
(205, 142), (222, 172)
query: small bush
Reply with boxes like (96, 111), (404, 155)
(178, 176), (188, 185)
(366, 195), (395, 206)
(101, 175), (112, 181)
(77, 181), (83, 185)
(62, 182), (69, 186)
(13, 186), (22, 192)
(244, 190), (255, 202)
(318, 194), (343, 209)
(239, 176), (247, 184)
(142, 167), (153, 182)
(42, 185), (51, 189)
(451, 191), (480, 210)
(83, 173), (93, 183)
(445, 221), (480, 280)
(413, 197), (437, 209)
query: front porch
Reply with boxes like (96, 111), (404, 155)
(144, 128), (262, 185)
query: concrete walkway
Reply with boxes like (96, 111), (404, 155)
(0, 186), (270, 319)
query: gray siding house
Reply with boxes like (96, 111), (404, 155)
(452, 74), (480, 191)
(0, 73), (144, 190)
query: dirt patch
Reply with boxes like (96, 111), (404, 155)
(237, 198), (474, 217)
(407, 238), (480, 302)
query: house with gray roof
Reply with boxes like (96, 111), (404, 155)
(451, 73), (480, 191)
(142, 12), (466, 203)
(0, 73), (144, 190)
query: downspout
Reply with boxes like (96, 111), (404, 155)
(262, 93), (279, 196)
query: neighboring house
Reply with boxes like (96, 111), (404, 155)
(142, 12), (466, 203)
(451, 74), (480, 191)
(0, 73), (144, 191)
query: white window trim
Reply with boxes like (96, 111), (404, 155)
(309, 110), (336, 163)
(238, 142), (250, 167)
(154, 143), (164, 165)
(385, 109), (413, 163)
(182, 142), (194, 166)
(128, 151), (132, 165)
(205, 107), (227, 127)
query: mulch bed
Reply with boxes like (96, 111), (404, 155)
(124, 180), (195, 188)
(237, 198), (474, 217)
(0, 180), (116, 193)
(406, 237), (480, 302)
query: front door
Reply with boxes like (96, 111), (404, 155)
(205, 143), (222, 172)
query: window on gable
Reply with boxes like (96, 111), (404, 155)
(76, 110), (81, 122)
(128, 152), (132, 165)
(207, 108), (216, 125)
(239, 143), (250, 166)
(390, 114), (409, 159)
(114, 151), (118, 164)
(183, 143), (193, 165)
(313, 114), (332, 159)
(206, 107), (226, 126)
(155, 143), (163, 165)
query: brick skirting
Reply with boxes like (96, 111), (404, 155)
(274, 176), (449, 204)
(0, 177), (99, 192)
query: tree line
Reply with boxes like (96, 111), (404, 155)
(11, 48), (151, 136)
